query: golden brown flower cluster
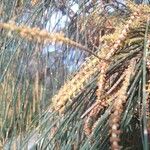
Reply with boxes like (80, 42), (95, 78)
(0, 22), (90, 52)
(96, 10), (140, 101)
(52, 56), (100, 112)
(83, 99), (108, 136)
(82, 10), (141, 137)
(109, 59), (136, 150)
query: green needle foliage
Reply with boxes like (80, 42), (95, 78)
(0, 0), (150, 150)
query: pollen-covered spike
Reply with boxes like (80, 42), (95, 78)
(47, 9), (142, 113)
(83, 99), (108, 136)
(109, 59), (136, 150)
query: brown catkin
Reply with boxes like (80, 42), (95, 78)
(84, 100), (107, 136)
(0, 22), (91, 53)
(109, 59), (136, 150)
(83, 10), (141, 137)
(96, 10), (140, 102)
